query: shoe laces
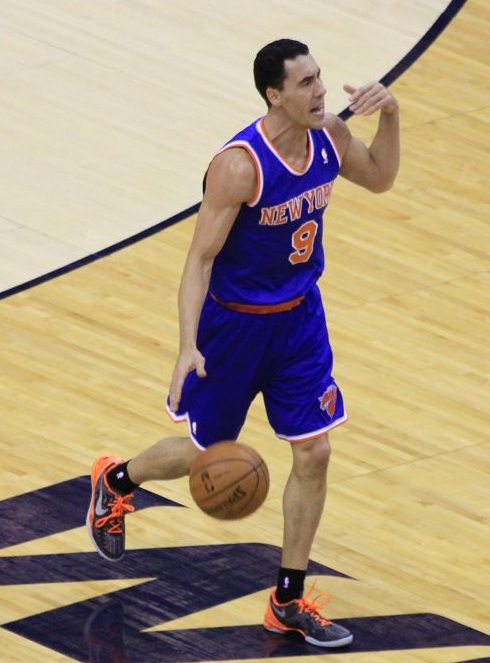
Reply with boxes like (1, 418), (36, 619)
(96, 494), (135, 534)
(296, 582), (332, 626)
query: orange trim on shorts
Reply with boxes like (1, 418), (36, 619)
(210, 292), (305, 314)
(282, 414), (349, 443)
(290, 432), (328, 443)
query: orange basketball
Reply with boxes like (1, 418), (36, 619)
(189, 441), (270, 520)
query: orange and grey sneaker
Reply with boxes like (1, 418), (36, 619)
(263, 585), (353, 648)
(86, 455), (135, 562)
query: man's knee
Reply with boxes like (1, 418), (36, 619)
(291, 434), (331, 478)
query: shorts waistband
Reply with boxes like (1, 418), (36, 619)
(210, 292), (305, 314)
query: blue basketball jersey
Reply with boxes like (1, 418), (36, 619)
(209, 118), (341, 306)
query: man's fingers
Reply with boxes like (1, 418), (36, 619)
(344, 82), (395, 116)
(169, 376), (183, 412)
(168, 353), (207, 412)
(196, 365), (207, 378)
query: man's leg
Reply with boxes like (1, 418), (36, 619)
(127, 436), (200, 483)
(281, 434), (330, 570)
(263, 434), (353, 647)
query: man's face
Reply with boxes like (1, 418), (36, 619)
(271, 54), (327, 128)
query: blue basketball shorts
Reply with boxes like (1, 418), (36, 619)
(166, 284), (347, 448)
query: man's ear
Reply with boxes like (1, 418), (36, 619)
(266, 87), (282, 107)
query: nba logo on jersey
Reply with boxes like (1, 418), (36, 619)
(318, 385), (337, 417)
(321, 147), (329, 164)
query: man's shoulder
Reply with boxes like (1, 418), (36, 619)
(322, 113), (346, 133)
(225, 117), (263, 147)
(321, 113), (351, 161)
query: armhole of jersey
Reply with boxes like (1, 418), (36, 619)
(322, 126), (342, 169)
(216, 141), (263, 207)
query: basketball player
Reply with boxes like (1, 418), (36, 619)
(87, 39), (399, 648)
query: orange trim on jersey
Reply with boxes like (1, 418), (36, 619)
(322, 125), (342, 167)
(258, 118), (313, 174)
(218, 142), (263, 206)
(210, 292), (304, 314)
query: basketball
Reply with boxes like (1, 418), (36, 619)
(189, 441), (270, 520)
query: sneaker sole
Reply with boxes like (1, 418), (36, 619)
(264, 624), (353, 648)
(305, 633), (353, 648)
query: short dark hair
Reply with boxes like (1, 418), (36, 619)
(253, 39), (310, 106)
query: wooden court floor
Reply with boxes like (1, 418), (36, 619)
(0, 1), (489, 662)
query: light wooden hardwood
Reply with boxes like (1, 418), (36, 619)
(0, 0), (459, 292)
(0, 1), (489, 661)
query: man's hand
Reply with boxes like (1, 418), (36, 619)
(344, 82), (398, 116)
(168, 347), (207, 412)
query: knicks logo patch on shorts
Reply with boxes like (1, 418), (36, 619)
(318, 385), (337, 417)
